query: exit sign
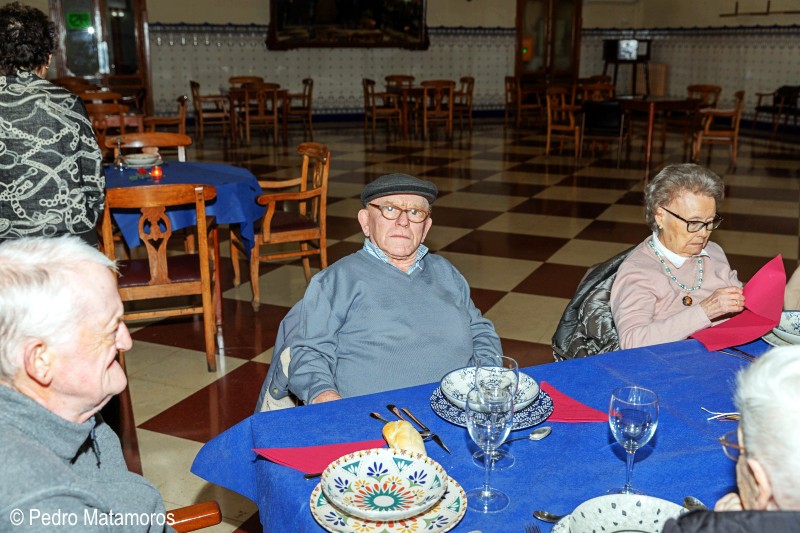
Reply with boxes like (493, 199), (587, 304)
(66, 12), (91, 31)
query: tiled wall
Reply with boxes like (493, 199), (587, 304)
(150, 23), (800, 121)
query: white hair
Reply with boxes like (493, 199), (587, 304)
(0, 236), (116, 382)
(735, 345), (800, 508)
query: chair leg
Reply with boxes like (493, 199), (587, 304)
(230, 231), (241, 287)
(249, 245), (261, 311)
(300, 243), (312, 282)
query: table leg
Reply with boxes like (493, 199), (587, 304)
(644, 102), (655, 174)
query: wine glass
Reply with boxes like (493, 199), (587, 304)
(608, 386), (659, 494)
(472, 356), (519, 470)
(465, 387), (515, 513)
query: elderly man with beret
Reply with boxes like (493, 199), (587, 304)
(260, 173), (502, 407)
(0, 236), (175, 531)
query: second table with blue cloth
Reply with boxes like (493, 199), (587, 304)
(105, 162), (266, 252)
(191, 338), (770, 532)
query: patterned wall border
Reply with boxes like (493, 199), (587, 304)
(583, 24), (800, 38)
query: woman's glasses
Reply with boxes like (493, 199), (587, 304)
(661, 206), (722, 233)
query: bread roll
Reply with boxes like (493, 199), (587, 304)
(382, 420), (426, 455)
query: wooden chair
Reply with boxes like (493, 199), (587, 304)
(52, 76), (100, 93)
(545, 86), (580, 157)
(693, 90), (746, 165)
(78, 90), (124, 104)
(86, 103), (130, 153)
(189, 80), (229, 142)
(107, 132), (193, 162)
(239, 82), (281, 145)
(581, 82), (615, 102)
(580, 100), (625, 166)
(420, 80), (455, 139)
(284, 78), (314, 136)
(661, 84), (721, 147)
(229, 75), (264, 87)
(230, 142), (330, 310)
(751, 85), (800, 139)
(144, 95), (189, 135)
(100, 184), (221, 371)
(503, 76), (517, 127)
(508, 76), (545, 128)
(362, 78), (401, 133)
(453, 76), (475, 131)
(384, 74), (415, 89)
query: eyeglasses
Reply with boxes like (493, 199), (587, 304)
(368, 203), (430, 223)
(661, 207), (723, 233)
(719, 429), (745, 461)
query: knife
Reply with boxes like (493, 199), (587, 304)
(396, 405), (451, 454)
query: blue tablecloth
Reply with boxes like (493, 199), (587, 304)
(105, 162), (265, 252)
(191, 338), (769, 532)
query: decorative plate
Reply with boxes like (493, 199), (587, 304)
(440, 366), (540, 411)
(763, 331), (791, 347)
(122, 155), (163, 169)
(552, 516), (569, 533)
(430, 387), (553, 430)
(320, 448), (448, 521)
(311, 476), (467, 533)
(568, 494), (686, 533)
(773, 311), (800, 344)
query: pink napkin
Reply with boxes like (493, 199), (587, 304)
(541, 381), (607, 422)
(691, 255), (786, 351)
(254, 439), (386, 474)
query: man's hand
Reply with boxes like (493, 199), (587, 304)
(312, 390), (342, 404)
(714, 492), (743, 511)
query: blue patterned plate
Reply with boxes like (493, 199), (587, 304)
(430, 387), (553, 430)
(440, 366), (540, 410)
(311, 476), (467, 533)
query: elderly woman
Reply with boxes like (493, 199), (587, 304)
(610, 164), (744, 349)
(0, 2), (104, 245)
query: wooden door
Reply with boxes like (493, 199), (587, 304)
(515, 0), (581, 83)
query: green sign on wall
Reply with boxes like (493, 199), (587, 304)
(65, 12), (92, 31)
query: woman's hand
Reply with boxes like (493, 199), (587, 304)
(714, 492), (744, 511)
(700, 286), (745, 320)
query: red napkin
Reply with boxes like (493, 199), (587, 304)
(253, 439), (386, 474)
(541, 381), (607, 422)
(691, 255), (786, 351)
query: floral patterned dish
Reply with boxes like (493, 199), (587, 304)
(311, 476), (466, 533)
(430, 386), (553, 431)
(439, 366), (540, 410)
(320, 448), (448, 521)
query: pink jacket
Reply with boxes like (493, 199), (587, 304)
(610, 237), (741, 349)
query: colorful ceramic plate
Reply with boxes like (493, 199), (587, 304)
(568, 494), (686, 533)
(762, 330), (791, 347)
(320, 448), (447, 521)
(440, 366), (540, 411)
(311, 476), (466, 533)
(430, 387), (553, 430)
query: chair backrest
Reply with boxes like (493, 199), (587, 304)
(456, 76), (475, 105)
(86, 103), (129, 148)
(297, 78), (313, 108)
(79, 90), (123, 104)
(385, 75), (414, 89)
(229, 76), (264, 87)
(421, 80), (455, 113)
(772, 85), (800, 108)
(106, 132), (193, 162)
(362, 78), (376, 109)
(101, 184), (216, 284)
(687, 84), (721, 107)
(546, 86), (576, 127)
(504, 76), (517, 107)
(189, 81), (202, 116)
(582, 82), (615, 102)
(242, 82), (281, 119)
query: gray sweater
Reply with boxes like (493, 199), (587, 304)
(287, 248), (502, 403)
(0, 385), (174, 532)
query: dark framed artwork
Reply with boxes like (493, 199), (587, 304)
(267, 0), (429, 50)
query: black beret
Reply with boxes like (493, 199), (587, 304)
(360, 173), (438, 206)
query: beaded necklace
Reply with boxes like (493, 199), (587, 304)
(648, 240), (703, 306)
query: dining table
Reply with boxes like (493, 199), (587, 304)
(191, 337), (770, 532)
(105, 161), (265, 254)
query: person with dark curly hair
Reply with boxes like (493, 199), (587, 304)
(0, 2), (104, 246)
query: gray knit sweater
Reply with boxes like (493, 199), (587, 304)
(0, 385), (174, 532)
(287, 248), (503, 403)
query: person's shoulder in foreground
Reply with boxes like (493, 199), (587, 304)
(0, 236), (175, 532)
(662, 509), (800, 532)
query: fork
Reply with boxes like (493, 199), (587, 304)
(524, 522), (541, 533)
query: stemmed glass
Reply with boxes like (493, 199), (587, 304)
(608, 386), (659, 494)
(465, 387), (515, 513)
(472, 356), (519, 470)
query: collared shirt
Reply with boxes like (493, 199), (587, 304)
(363, 238), (428, 275)
(651, 231), (709, 268)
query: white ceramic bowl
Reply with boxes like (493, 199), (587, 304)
(320, 448), (447, 521)
(569, 494), (686, 533)
(440, 366), (539, 411)
(773, 310), (800, 344)
(123, 153), (160, 166)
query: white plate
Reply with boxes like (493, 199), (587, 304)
(320, 448), (447, 521)
(552, 516), (569, 533)
(439, 366), (540, 411)
(311, 476), (466, 533)
(123, 156), (163, 169)
(763, 330), (792, 347)
(430, 387), (553, 430)
(568, 494), (686, 533)
(772, 326), (800, 344)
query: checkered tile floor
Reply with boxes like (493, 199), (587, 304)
(119, 121), (799, 531)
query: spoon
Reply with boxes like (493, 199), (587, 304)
(504, 426), (552, 444)
(683, 496), (708, 511)
(532, 510), (566, 523)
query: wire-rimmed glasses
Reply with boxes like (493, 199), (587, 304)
(660, 206), (722, 233)
(719, 429), (744, 461)
(368, 203), (430, 223)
